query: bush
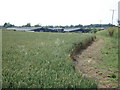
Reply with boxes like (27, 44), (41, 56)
(108, 27), (115, 37)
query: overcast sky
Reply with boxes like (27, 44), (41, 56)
(0, 0), (119, 26)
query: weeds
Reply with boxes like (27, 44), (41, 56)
(108, 73), (116, 78)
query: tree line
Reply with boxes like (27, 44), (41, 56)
(1, 22), (116, 28)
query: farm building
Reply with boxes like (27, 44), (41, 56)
(30, 27), (49, 32)
(64, 28), (91, 33)
(7, 27), (43, 31)
(48, 28), (64, 32)
(7, 27), (91, 33)
(7, 27), (64, 33)
(30, 27), (64, 32)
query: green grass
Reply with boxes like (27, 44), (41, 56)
(96, 27), (118, 38)
(96, 27), (118, 87)
(96, 27), (118, 71)
(2, 31), (97, 88)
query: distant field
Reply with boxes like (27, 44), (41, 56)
(2, 31), (97, 88)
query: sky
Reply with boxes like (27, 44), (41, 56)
(0, 0), (119, 26)
(118, 1), (120, 21)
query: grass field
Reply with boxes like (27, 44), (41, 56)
(2, 31), (97, 88)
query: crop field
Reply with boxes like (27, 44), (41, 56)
(2, 31), (97, 88)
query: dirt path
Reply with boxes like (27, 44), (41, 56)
(74, 37), (118, 88)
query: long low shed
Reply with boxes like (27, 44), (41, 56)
(7, 27), (92, 33)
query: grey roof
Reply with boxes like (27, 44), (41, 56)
(7, 27), (42, 31)
(64, 28), (81, 31)
(48, 28), (63, 30)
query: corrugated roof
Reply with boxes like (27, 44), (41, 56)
(7, 27), (42, 31)
(64, 28), (81, 31)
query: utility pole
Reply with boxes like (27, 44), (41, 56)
(100, 20), (102, 29)
(110, 9), (116, 25)
(118, 1), (120, 26)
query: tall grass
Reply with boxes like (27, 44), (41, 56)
(2, 31), (97, 88)
(96, 27), (118, 69)
(96, 27), (118, 87)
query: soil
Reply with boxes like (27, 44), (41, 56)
(73, 36), (118, 88)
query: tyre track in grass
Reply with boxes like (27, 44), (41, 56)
(71, 36), (118, 88)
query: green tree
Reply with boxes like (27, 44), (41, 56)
(34, 24), (41, 27)
(26, 23), (31, 27)
(22, 23), (31, 27)
(3, 23), (14, 28)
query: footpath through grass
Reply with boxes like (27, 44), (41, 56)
(2, 31), (97, 88)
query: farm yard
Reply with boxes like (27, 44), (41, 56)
(2, 27), (118, 88)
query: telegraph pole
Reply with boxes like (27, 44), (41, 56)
(110, 9), (116, 25)
(100, 20), (102, 29)
(118, 1), (120, 26)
